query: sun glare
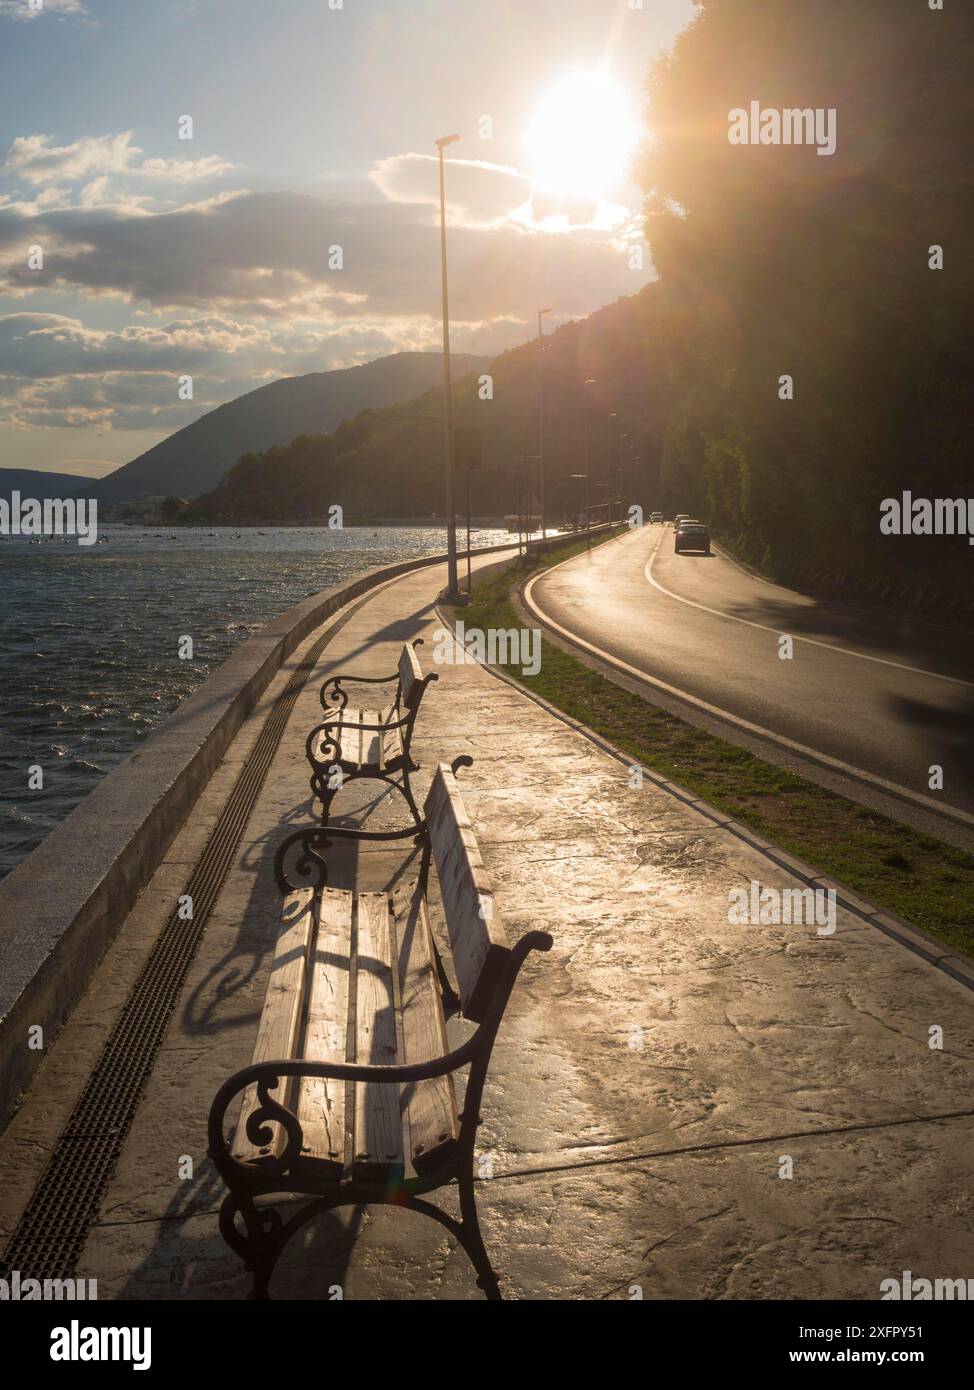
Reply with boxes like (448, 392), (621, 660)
(526, 71), (636, 198)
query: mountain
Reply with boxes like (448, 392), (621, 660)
(83, 351), (491, 504)
(0, 469), (92, 499)
(182, 291), (663, 525)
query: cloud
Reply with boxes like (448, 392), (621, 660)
(0, 311), (274, 378)
(0, 311), (279, 429)
(2, 132), (236, 188)
(0, 189), (646, 323)
(0, 362), (267, 432)
(370, 153), (532, 228)
(0, 130), (652, 437)
(3, 133), (129, 186)
(0, 0), (85, 20)
(0, 307), (505, 431)
(140, 156), (239, 183)
(371, 151), (635, 236)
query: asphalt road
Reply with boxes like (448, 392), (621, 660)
(525, 524), (974, 825)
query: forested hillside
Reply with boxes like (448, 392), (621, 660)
(87, 352), (488, 505)
(638, 0), (974, 601)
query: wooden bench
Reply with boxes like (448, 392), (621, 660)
(305, 639), (436, 832)
(207, 758), (552, 1300)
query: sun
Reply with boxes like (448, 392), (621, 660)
(525, 71), (637, 198)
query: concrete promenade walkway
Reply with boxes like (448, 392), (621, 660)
(1, 547), (972, 1300)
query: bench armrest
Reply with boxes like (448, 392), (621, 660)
(207, 1039), (483, 1177)
(221, 1035), (480, 1094)
(314, 677), (438, 737)
(322, 671), (399, 688)
(304, 724), (341, 769)
(320, 670), (401, 715)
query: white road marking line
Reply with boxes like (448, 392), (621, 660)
(645, 528), (974, 689)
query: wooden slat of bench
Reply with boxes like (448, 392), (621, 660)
(294, 887), (352, 1179)
(339, 709), (363, 765)
(381, 719), (403, 768)
(425, 764), (511, 1023)
(360, 708), (383, 769)
(393, 883), (459, 1174)
(352, 892), (404, 1181)
(399, 643), (423, 707)
(232, 888), (314, 1165)
(315, 708), (395, 769)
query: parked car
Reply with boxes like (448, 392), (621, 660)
(674, 521), (711, 554)
(650, 510), (663, 524)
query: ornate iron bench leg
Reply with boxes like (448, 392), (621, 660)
(250, 1250), (274, 1301)
(229, 1189), (502, 1301)
(457, 1167), (502, 1300)
(306, 728), (344, 826)
(248, 1199), (332, 1300)
(220, 1192), (283, 1298)
(398, 764), (425, 834)
(313, 770), (341, 827)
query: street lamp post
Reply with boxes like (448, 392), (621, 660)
(537, 307), (553, 550)
(570, 473), (590, 547)
(437, 134), (461, 600)
(582, 378), (597, 525)
(618, 432), (628, 522)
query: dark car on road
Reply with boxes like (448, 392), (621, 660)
(674, 520), (711, 554)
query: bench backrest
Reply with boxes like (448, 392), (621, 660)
(398, 642), (424, 708)
(424, 764), (511, 1022)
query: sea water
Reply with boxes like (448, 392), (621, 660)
(0, 523), (503, 878)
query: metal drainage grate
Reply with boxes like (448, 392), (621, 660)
(1, 604), (361, 1280)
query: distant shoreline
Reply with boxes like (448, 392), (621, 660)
(125, 516), (513, 530)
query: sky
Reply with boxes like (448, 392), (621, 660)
(0, 0), (695, 478)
